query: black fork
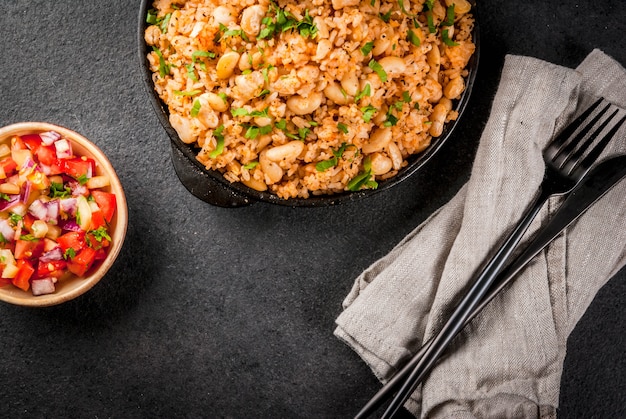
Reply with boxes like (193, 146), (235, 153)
(356, 98), (626, 419)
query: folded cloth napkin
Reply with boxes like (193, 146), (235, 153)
(335, 49), (626, 418)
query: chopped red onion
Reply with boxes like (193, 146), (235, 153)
(54, 138), (73, 159)
(59, 197), (77, 216)
(40, 131), (61, 145)
(31, 278), (56, 296)
(59, 219), (81, 232)
(0, 194), (21, 212)
(20, 180), (32, 203)
(0, 219), (15, 242)
(69, 181), (88, 197)
(39, 247), (64, 262)
(28, 199), (48, 220)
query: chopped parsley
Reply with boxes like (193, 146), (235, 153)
(152, 46), (170, 78)
(442, 29), (459, 46)
(258, 3), (318, 40)
(361, 105), (378, 123)
(379, 11), (392, 23)
(243, 124), (273, 140)
(337, 123), (349, 134)
(243, 161), (259, 170)
(50, 182), (71, 198)
(407, 29), (421, 47)
(208, 125), (225, 158)
(174, 89), (202, 96)
(355, 83), (371, 102)
(368, 59), (388, 83)
(146, 10), (171, 34)
(442, 5), (456, 26)
(217, 23), (250, 42)
(90, 226), (111, 243)
(360, 41), (374, 56)
(315, 143), (351, 172)
(190, 99), (202, 117)
(64, 248), (76, 260)
(347, 156), (378, 191)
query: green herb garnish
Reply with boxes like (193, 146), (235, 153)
(209, 125), (225, 158)
(50, 182), (71, 199)
(360, 105), (378, 122)
(442, 29), (459, 46)
(360, 41), (374, 56)
(347, 156), (378, 191)
(407, 29), (421, 47)
(64, 248), (76, 260)
(368, 59), (388, 83)
(337, 123), (349, 134)
(355, 83), (371, 102)
(152, 46), (170, 78)
(190, 99), (201, 117)
(174, 89), (202, 96)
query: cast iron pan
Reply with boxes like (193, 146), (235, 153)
(138, 0), (480, 207)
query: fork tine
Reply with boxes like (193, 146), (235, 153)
(552, 101), (612, 166)
(567, 113), (626, 175)
(548, 98), (604, 157)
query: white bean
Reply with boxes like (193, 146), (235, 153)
(443, 76), (465, 99)
(340, 72), (359, 97)
(429, 103), (448, 137)
(369, 153), (393, 175)
(387, 142), (403, 170)
(213, 6), (236, 26)
(363, 127), (392, 154)
(323, 82), (350, 105)
(260, 151), (284, 184)
(378, 56), (406, 78)
(265, 140), (305, 162)
(216, 51), (240, 79)
(286, 92), (323, 115)
(204, 92), (229, 112)
(240, 5), (266, 37)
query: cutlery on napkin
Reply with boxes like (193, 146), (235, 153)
(335, 49), (626, 418)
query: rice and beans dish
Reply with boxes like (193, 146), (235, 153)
(144, 0), (476, 199)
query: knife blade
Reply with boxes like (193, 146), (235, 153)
(355, 153), (626, 419)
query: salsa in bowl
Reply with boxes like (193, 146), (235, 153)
(0, 122), (127, 307)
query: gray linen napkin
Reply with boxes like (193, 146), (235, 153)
(335, 49), (626, 418)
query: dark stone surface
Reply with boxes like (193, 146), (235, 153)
(0, 0), (623, 417)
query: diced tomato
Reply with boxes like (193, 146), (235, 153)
(91, 190), (116, 222)
(86, 231), (110, 250)
(36, 259), (67, 279)
(89, 210), (107, 230)
(35, 145), (58, 167)
(56, 231), (86, 253)
(0, 277), (11, 287)
(60, 157), (95, 180)
(67, 247), (97, 277)
(94, 248), (108, 261)
(14, 239), (44, 260)
(21, 134), (43, 152)
(22, 213), (35, 232)
(12, 259), (35, 291)
(0, 157), (17, 176)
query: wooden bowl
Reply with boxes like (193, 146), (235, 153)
(0, 122), (128, 307)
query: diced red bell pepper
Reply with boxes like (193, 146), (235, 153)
(91, 190), (116, 222)
(61, 157), (95, 180)
(67, 247), (97, 277)
(12, 259), (35, 291)
(36, 259), (67, 279)
(14, 239), (45, 260)
(56, 231), (86, 253)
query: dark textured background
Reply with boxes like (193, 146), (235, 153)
(0, 1), (624, 417)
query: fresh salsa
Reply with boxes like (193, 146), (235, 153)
(0, 130), (116, 296)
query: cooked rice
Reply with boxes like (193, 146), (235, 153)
(145, 0), (476, 199)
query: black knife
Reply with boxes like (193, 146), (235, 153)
(355, 153), (626, 419)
